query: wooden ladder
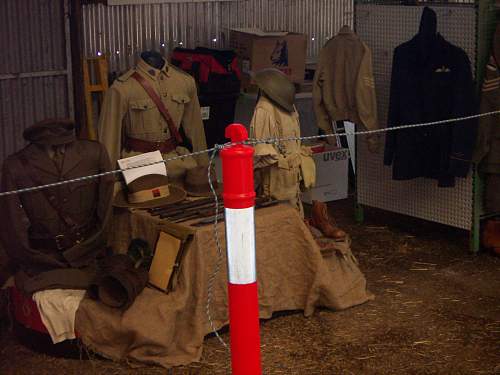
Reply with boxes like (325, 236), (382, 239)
(82, 56), (108, 140)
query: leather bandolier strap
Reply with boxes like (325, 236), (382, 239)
(131, 71), (184, 145)
(125, 136), (177, 154)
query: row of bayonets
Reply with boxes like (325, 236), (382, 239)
(148, 196), (280, 226)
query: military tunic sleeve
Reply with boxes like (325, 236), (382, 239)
(313, 51), (334, 135)
(473, 96), (493, 165)
(447, 50), (477, 177)
(250, 107), (280, 168)
(384, 48), (402, 166)
(473, 55), (500, 169)
(0, 161), (67, 270)
(181, 76), (209, 166)
(96, 142), (114, 224)
(98, 85), (128, 168)
(355, 44), (379, 131)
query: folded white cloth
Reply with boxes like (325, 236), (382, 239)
(32, 289), (86, 344)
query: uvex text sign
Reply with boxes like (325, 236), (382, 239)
(301, 147), (349, 204)
(322, 149), (349, 162)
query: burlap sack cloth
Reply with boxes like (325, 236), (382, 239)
(75, 204), (373, 368)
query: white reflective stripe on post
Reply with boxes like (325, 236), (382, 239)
(225, 207), (256, 284)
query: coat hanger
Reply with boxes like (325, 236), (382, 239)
(418, 6), (437, 37)
(342, 10), (353, 27)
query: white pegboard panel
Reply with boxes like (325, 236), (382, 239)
(355, 3), (477, 230)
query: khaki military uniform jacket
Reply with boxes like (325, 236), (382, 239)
(473, 25), (500, 175)
(473, 24), (500, 213)
(98, 58), (208, 180)
(250, 96), (315, 212)
(0, 140), (113, 292)
(313, 26), (378, 134)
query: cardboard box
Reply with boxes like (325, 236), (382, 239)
(230, 28), (307, 89)
(301, 146), (349, 204)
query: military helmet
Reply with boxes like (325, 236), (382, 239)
(253, 69), (295, 113)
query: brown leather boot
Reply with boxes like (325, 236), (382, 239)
(482, 219), (500, 256)
(310, 200), (346, 240)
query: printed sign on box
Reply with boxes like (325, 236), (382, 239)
(230, 28), (307, 89)
(301, 147), (349, 204)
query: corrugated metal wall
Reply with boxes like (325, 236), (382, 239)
(82, 0), (354, 73)
(0, 0), (73, 170)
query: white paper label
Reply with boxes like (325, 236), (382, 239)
(117, 150), (166, 185)
(201, 106), (210, 121)
(242, 59), (251, 74)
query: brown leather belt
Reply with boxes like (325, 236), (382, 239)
(125, 136), (177, 154)
(30, 225), (95, 251)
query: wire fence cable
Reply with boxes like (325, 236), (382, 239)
(0, 108), (498, 197)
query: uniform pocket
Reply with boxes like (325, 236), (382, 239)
(22, 191), (54, 221)
(67, 180), (98, 215)
(129, 98), (160, 135)
(171, 94), (191, 105)
(169, 94), (191, 124)
(269, 165), (299, 201)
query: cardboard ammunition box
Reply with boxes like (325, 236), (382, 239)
(230, 28), (307, 89)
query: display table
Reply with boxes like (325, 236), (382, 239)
(75, 203), (373, 368)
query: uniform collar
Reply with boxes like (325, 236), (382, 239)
(25, 142), (82, 178)
(136, 58), (170, 80)
(59, 142), (83, 177)
(337, 25), (358, 40)
(338, 25), (354, 35)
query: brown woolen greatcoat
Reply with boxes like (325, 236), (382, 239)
(473, 23), (500, 212)
(0, 138), (113, 292)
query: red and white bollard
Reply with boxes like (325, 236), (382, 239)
(221, 124), (262, 375)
